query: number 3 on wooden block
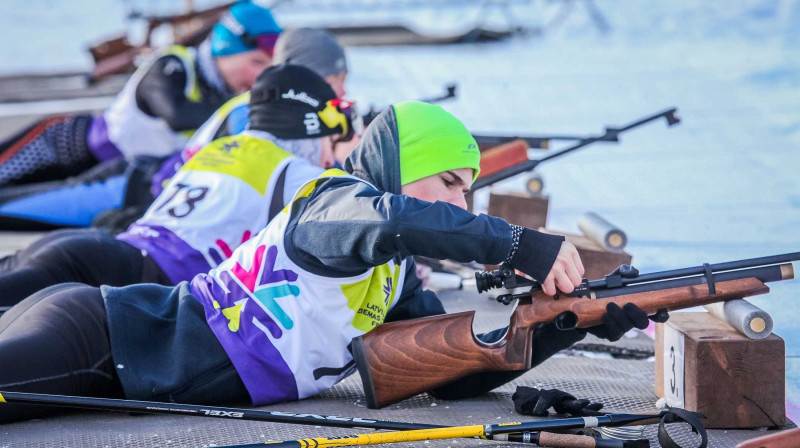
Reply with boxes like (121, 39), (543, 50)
(663, 324), (685, 408)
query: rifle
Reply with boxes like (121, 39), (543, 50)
(352, 252), (799, 409)
(471, 107), (680, 191)
(361, 83), (457, 127)
(473, 133), (587, 150)
(471, 117), (683, 150)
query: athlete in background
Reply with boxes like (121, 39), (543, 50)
(0, 1), (281, 228)
(0, 64), (359, 309)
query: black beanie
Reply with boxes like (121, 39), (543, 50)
(249, 64), (340, 139)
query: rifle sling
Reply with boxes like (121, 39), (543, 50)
(703, 263), (716, 295)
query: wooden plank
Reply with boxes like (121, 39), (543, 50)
(487, 191), (549, 229)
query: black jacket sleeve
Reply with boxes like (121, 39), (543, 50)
(135, 56), (222, 131)
(288, 178), (563, 280)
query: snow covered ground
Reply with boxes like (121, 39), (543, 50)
(1, 0), (799, 422)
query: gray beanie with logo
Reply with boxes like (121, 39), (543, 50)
(273, 28), (347, 79)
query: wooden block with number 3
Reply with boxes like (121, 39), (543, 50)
(655, 312), (785, 429)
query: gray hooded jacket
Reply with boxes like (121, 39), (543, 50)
(281, 107), (582, 397)
(101, 107), (582, 403)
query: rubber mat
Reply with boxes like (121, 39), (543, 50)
(1, 288), (788, 447)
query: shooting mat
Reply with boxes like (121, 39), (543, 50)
(1, 287), (789, 447)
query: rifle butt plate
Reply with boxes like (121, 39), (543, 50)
(351, 336), (379, 409)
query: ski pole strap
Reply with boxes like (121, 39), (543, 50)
(658, 407), (708, 448)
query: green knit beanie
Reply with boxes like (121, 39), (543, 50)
(393, 101), (481, 186)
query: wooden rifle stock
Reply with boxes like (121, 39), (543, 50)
(353, 275), (777, 409)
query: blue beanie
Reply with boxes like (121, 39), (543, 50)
(211, 1), (282, 57)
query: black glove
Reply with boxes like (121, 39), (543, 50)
(512, 386), (604, 417)
(586, 302), (669, 342)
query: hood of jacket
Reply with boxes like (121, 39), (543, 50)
(342, 106), (403, 195)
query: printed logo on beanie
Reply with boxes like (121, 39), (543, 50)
(281, 89), (320, 107)
(220, 13), (246, 35)
(304, 113), (321, 135)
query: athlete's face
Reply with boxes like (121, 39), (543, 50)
(324, 71), (348, 98)
(401, 168), (474, 210)
(216, 49), (273, 93)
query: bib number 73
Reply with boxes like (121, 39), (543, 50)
(154, 182), (210, 218)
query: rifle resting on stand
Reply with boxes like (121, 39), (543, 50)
(472, 108), (681, 193)
(352, 252), (799, 409)
(360, 83), (458, 127)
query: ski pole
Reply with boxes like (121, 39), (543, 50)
(0, 390), (429, 430)
(223, 413), (662, 448)
(221, 431), (649, 448)
(0, 391), (660, 445)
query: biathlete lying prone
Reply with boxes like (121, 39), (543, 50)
(0, 101), (665, 423)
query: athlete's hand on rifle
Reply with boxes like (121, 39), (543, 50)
(586, 302), (670, 342)
(541, 241), (584, 296)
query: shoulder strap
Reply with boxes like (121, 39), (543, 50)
(268, 165), (289, 221)
(161, 45), (201, 103)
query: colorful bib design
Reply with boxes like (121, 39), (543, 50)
(190, 172), (407, 405)
(118, 133), (296, 283)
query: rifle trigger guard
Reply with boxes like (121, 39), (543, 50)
(703, 263), (716, 295)
(554, 312), (578, 331)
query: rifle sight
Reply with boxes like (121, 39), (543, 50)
(475, 264), (531, 293)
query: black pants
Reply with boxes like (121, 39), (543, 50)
(0, 283), (249, 423)
(0, 228), (171, 309)
(0, 283), (122, 423)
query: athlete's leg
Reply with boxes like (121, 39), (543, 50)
(0, 283), (123, 423)
(0, 115), (99, 187)
(0, 157), (130, 230)
(0, 229), (146, 308)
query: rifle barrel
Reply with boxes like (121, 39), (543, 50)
(593, 263), (791, 299)
(589, 252), (800, 290)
